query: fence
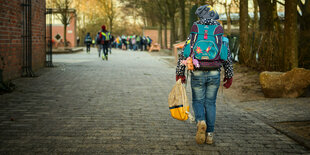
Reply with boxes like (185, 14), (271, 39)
(21, 0), (35, 76)
(45, 9), (53, 67)
(228, 30), (297, 71)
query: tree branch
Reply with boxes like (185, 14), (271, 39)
(276, 0), (285, 6)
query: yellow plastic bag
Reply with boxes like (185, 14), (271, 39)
(168, 79), (190, 121)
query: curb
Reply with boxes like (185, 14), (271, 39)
(52, 47), (84, 54)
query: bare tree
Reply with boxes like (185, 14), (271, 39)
(99, 0), (116, 33)
(297, 0), (310, 68)
(253, 0), (258, 30)
(285, 0), (298, 70)
(53, 0), (74, 47)
(239, 0), (248, 64)
(257, 0), (273, 31)
(205, 0), (218, 6)
(272, 1), (279, 31)
(298, 0), (310, 31)
(179, 0), (186, 41)
(155, 0), (169, 48)
(219, 0), (235, 35)
(166, 0), (178, 48)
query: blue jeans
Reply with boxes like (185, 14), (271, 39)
(191, 70), (220, 132)
(99, 44), (109, 57)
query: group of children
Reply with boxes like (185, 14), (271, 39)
(113, 35), (152, 51)
(84, 33), (153, 55)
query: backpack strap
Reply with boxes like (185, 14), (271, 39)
(214, 25), (224, 52)
(189, 24), (199, 58)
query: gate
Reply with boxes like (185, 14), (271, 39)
(21, 0), (35, 76)
(45, 9), (53, 67)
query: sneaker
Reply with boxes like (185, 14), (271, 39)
(206, 132), (214, 145)
(102, 55), (105, 60)
(196, 120), (206, 144)
(106, 55), (108, 61)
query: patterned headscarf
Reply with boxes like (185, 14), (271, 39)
(195, 5), (219, 20)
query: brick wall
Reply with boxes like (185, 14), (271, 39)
(0, 0), (46, 81)
(143, 29), (171, 48)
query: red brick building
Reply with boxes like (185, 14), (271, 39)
(48, 13), (77, 48)
(0, 0), (46, 81)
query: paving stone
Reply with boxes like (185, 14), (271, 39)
(0, 48), (309, 154)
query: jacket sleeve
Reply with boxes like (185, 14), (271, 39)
(222, 48), (234, 79)
(176, 35), (191, 76)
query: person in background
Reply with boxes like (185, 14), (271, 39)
(116, 36), (121, 49)
(92, 39), (95, 47)
(121, 35), (127, 50)
(77, 36), (80, 46)
(95, 32), (101, 57)
(99, 25), (111, 60)
(131, 35), (136, 51)
(109, 35), (114, 54)
(128, 36), (133, 51)
(143, 36), (147, 51)
(136, 35), (141, 51)
(84, 32), (92, 53)
(147, 36), (152, 49)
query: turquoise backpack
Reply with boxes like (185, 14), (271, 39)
(183, 23), (229, 70)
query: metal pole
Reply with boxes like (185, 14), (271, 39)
(28, 0), (33, 75)
(22, 0), (26, 75)
(49, 10), (53, 66)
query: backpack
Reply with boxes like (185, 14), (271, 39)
(96, 34), (101, 44)
(183, 23), (229, 70)
(142, 37), (147, 44)
(168, 79), (190, 121)
(100, 31), (111, 44)
(133, 39), (137, 44)
(85, 36), (92, 43)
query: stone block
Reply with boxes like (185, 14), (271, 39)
(260, 68), (310, 98)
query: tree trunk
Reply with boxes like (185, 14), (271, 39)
(175, 17), (178, 42)
(158, 24), (162, 46)
(64, 25), (67, 47)
(109, 18), (113, 33)
(188, 5), (198, 32)
(225, 3), (232, 35)
(285, 0), (298, 70)
(205, 0), (213, 6)
(179, 0), (186, 41)
(170, 14), (175, 48)
(257, 0), (273, 32)
(272, 0), (281, 32)
(164, 20), (168, 49)
(251, 0), (259, 65)
(253, 0), (258, 30)
(300, 0), (310, 31)
(239, 0), (248, 64)
(110, 0), (113, 33)
(299, 0), (310, 68)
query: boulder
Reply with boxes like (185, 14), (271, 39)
(260, 68), (310, 98)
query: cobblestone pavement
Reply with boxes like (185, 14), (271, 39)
(0, 48), (309, 154)
(229, 97), (310, 150)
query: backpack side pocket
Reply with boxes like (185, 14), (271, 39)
(220, 37), (229, 61)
